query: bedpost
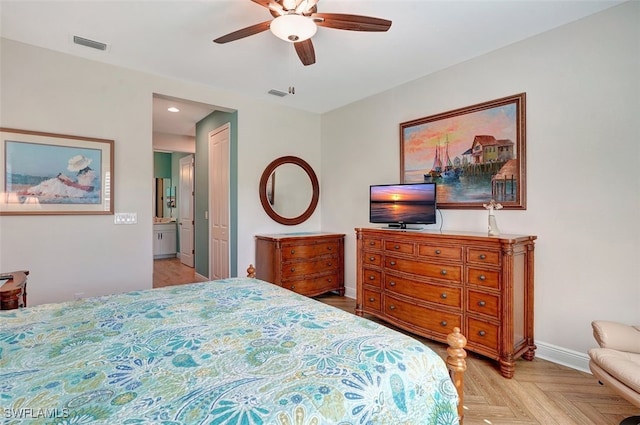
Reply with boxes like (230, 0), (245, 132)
(247, 264), (256, 278)
(447, 327), (467, 424)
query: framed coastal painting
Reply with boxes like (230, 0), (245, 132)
(400, 93), (527, 209)
(0, 128), (114, 215)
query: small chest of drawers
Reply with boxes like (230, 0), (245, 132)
(255, 233), (345, 297)
(356, 228), (536, 378)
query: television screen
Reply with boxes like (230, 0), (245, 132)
(370, 183), (436, 228)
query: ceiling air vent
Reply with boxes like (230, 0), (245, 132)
(73, 35), (108, 51)
(268, 89), (287, 98)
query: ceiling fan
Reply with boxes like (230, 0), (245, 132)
(213, 0), (392, 66)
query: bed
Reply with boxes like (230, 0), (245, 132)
(0, 274), (466, 424)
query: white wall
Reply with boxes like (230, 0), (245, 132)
(0, 38), (321, 305)
(320, 1), (640, 368)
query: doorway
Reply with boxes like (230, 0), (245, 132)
(152, 93), (237, 281)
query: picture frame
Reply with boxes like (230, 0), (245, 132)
(0, 128), (114, 215)
(400, 93), (526, 209)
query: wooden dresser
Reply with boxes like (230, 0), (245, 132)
(255, 233), (345, 297)
(355, 228), (536, 378)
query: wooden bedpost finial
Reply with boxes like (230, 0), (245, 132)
(447, 327), (468, 371)
(247, 264), (256, 278)
(446, 327), (467, 424)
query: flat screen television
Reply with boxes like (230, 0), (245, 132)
(369, 183), (436, 229)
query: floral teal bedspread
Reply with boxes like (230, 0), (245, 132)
(0, 278), (458, 424)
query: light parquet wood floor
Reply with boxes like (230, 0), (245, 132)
(153, 258), (638, 425)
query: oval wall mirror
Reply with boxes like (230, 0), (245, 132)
(259, 156), (319, 225)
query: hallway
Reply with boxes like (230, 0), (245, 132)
(153, 258), (207, 288)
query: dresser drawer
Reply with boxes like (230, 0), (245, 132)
(418, 243), (463, 262)
(384, 240), (415, 255)
(282, 241), (340, 260)
(385, 295), (461, 336)
(385, 256), (462, 283)
(467, 267), (500, 289)
(467, 317), (499, 353)
(362, 268), (382, 288)
(467, 248), (501, 266)
(282, 257), (339, 278)
(384, 273), (461, 309)
(363, 237), (382, 251)
(362, 252), (382, 267)
(282, 273), (341, 295)
(467, 290), (500, 319)
(363, 288), (382, 312)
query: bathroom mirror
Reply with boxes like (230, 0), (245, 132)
(259, 156), (319, 225)
(155, 178), (173, 218)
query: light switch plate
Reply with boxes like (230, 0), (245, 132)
(114, 212), (137, 224)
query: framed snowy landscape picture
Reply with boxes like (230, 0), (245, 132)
(399, 93), (527, 209)
(0, 128), (114, 215)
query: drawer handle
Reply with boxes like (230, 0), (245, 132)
(478, 300), (486, 307)
(440, 293), (447, 299)
(435, 249), (441, 254)
(394, 245), (400, 250)
(440, 269), (447, 276)
(478, 330), (486, 337)
(440, 320), (447, 327)
(389, 305), (396, 310)
(290, 267), (296, 272)
(389, 281), (396, 286)
(389, 261), (396, 266)
(290, 285), (295, 290)
(479, 254), (486, 260)
(290, 249), (296, 254)
(327, 246), (332, 251)
(369, 275), (376, 281)
(369, 241), (375, 246)
(369, 256), (375, 261)
(369, 297), (375, 302)
(327, 278), (332, 282)
(327, 262), (332, 266)
(478, 275), (486, 281)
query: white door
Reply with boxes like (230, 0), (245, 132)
(178, 155), (195, 267)
(209, 124), (230, 279)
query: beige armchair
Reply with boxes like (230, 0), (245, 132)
(589, 321), (640, 424)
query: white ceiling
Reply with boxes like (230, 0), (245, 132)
(0, 0), (625, 136)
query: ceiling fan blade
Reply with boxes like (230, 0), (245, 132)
(251, 0), (285, 15)
(313, 13), (392, 32)
(294, 39), (316, 66)
(213, 21), (272, 44)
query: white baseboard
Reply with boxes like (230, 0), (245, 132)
(535, 340), (591, 374)
(336, 292), (591, 374)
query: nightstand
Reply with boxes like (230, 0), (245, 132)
(0, 270), (29, 310)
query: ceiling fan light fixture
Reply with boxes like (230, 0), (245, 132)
(270, 14), (317, 42)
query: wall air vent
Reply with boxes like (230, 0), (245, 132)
(73, 35), (108, 51)
(268, 89), (287, 97)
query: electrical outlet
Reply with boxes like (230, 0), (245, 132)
(114, 212), (137, 224)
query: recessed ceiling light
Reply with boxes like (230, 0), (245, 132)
(167, 107), (180, 112)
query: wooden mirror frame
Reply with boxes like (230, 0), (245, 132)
(259, 156), (319, 225)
